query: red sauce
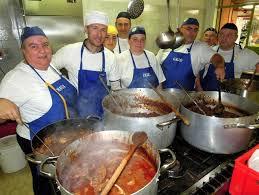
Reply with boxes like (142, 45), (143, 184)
(58, 141), (157, 195)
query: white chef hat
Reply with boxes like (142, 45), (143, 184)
(85, 11), (109, 26)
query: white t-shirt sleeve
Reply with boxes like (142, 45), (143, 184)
(148, 51), (166, 83)
(234, 48), (259, 78)
(156, 49), (172, 65)
(191, 42), (216, 76)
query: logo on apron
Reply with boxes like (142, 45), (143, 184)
(173, 57), (183, 62)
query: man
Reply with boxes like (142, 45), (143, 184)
(201, 23), (259, 91)
(156, 18), (225, 90)
(0, 26), (77, 195)
(104, 25), (118, 52)
(51, 11), (120, 118)
(118, 26), (165, 88)
(202, 27), (218, 47)
(114, 11), (131, 53)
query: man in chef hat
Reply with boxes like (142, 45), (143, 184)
(52, 10), (121, 118)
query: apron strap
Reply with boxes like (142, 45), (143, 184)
(187, 42), (194, 53)
(28, 64), (69, 119)
(117, 35), (121, 53)
(80, 44), (106, 72)
(217, 46), (235, 62)
(130, 50), (151, 69)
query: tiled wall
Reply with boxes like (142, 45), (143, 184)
(0, 0), (24, 81)
(82, 0), (219, 53)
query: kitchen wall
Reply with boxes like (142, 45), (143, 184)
(82, 0), (219, 53)
(0, 0), (24, 81)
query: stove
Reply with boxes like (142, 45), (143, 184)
(158, 131), (259, 195)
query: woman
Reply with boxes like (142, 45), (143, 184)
(0, 26), (77, 195)
(117, 26), (165, 88)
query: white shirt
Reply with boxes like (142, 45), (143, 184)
(156, 40), (216, 76)
(118, 50), (166, 88)
(114, 37), (129, 54)
(213, 45), (259, 78)
(51, 42), (120, 89)
(0, 62), (69, 140)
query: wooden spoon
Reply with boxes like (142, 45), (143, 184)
(100, 131), (148, 195)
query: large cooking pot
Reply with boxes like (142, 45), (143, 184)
(26, 118), (103, 164)
(163, 88), (186, 103)
(221, 78), (259, 104)
(102, 88), (180, 149)
(179, 91), (259, 154)
(40, 130), (176, 195)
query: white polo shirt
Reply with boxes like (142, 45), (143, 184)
(156, 40), (216, 76)
(117, 49), (166, 88)
(0, 62), (68, 140)
(113, 37), (129, 54)
(51, 42), (120, 89)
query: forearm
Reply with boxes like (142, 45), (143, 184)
(256, 63), (259, 73)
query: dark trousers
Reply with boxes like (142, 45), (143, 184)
(16, 134), (54, 195)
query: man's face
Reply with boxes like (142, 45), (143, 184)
(104, 33), (117, 51)
(129, 34), (145, 54)
(218, 28), (238, 50)
(115, 18), (131, 38)
(86, 24), (107, 47)
(22, 35), (52, 70)
(203, 31), (218, 46)
(180, 24), (199, 44)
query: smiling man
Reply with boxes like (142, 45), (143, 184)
(51, 11), (120, 118)
(114, 11), (131, 53)
(157, 18), (225, 90)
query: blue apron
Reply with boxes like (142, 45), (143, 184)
(161, 43), (196, 90)
(77, 44), (107, 118)
(201, 47), (235, 91)
(27, 65), (77, 138)
(128, 50), (159, 88)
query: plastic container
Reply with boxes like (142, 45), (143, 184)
(229, 144), (259, 195)
(0, 134), (27, 173)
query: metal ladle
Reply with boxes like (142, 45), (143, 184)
(175, 81), (207, 116)
(214, 80), (225, 116)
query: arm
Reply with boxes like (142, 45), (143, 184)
(256, 63), (259, 73)
(210, 53), (225, 80)
(0, 98), (22, 124)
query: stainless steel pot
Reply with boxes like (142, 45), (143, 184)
(102, 88), (180, 149)
(221, 78), (259, 104)
(163, 88), (186, 103)
(179, 91), (259, 154)
(40, 130), (176, 195)
(26, 118), (103, 165)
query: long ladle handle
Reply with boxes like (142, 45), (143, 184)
(167, 0), (172, 31)
(100, 144), (138, 195)
(218, 80), (222, 103)
(23, 122), (55, 156)
(246, 68), (256, 90)
(147, 82), (190, 125)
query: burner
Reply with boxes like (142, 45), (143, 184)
(167, 160), (186, 179)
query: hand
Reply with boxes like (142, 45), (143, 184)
(0, 98), (22, 124)
(194, 77), (203, 91)
(215, 66), (225, 81)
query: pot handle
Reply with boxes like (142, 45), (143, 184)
(40, 156), (58, 179)
(156, 116), (181, 130)
(224, 123), (259, 130)
(25, 153), (42, 165)
(158, 148), (177, 174)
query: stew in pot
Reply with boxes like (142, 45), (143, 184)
(58, 140), (157, 195)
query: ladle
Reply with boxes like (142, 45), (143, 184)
(23, 122), (55, 156)
(100, 131), (148, 195)
(99, 75), (123, 111)
(214, 80), (225, 116)
(147, 82), (190, 125)
(175, 81), (207, 116)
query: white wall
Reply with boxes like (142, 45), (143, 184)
(83, 0), (218, 53)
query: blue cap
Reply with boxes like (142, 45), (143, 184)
(221, 23), (238, 31)
(129, 26), (146, 38)
(181, 18), (199, 27)
(21, 26), (46, 43)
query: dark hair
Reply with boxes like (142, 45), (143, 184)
(128, 26), (146, 39)
(116, 12), (131, 20)
(204, 27), (217, 34)
(221, 23), (238, 31)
